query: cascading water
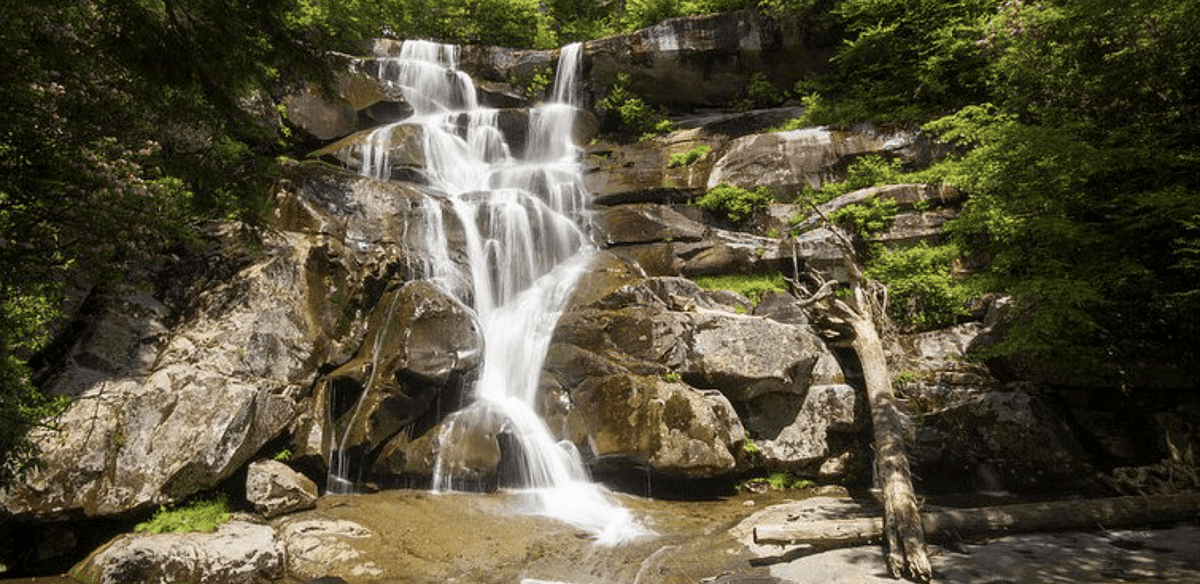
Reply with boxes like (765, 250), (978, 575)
(336, 40), (644, 544)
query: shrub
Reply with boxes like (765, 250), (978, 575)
(135, 494), (231, 534)
(865, 242), (972, 327)
(695, 183), (773, 223)
(668, 144), (712, 168)
(735, 72), (784, 112)
(829, 196), (899, 239)
(766, 471), (814, 490)
(794, 154), (904, 208)
(599, 72), (674, 141)
(693, 273), (789, 306)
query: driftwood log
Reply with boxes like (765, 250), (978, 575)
(754, 492), (1200, 547)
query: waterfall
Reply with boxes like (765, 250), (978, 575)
(340, 41), (643, 544)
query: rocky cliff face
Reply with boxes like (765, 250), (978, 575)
(4, 12), (1169, 547)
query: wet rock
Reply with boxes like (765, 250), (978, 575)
(307, 123), (427, 176)
(70, 521), (283, 584)
(309, 280), (483, 476)
(591, 203), (707, 246)
(418, 405), (507, 488)
(245, 460), (319, 519)
(568, 374), (744, 478)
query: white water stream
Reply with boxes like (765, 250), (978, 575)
(344, 41), (643, 544)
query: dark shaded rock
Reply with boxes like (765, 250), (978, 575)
(312, 280), (482, 471)
(583, 12), (834, 110)
(912, 390), (1095, 493)
(591, 203), (707, 246)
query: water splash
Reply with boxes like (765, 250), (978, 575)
(336, 40), (645, 544)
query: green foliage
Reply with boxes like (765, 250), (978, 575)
(695, 184), (774, 223)
(827, 0), (995, 119)
(740, 471), (814, 491)
(773, 92), (862, 130)
(766, 472), (815, 490)
(693, 273), (788, 306)
(615, 0), (760, 33)
(742, 439), (759, 454)
(908, 0), (1200, 378)
(512, 66), (554, 100)
(668, 145), (712, 168)
(273, 449), (294, 462)
(735, 72), (785, 112)
(599, 73), (675, 141)
(790, 153), (906, 237)
(829, 197), (899, 239)
(135, 494), (231, 534)
(0, 346), (70, 486)
(865, 243), (971, 327)
(792, 154), (904, 225)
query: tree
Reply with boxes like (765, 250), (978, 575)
(826, 0), (995, 119)
(0, 0), (343, 486)
(921, 0), (1200, 383)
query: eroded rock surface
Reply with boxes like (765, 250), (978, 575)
(71, 521), (283, 584)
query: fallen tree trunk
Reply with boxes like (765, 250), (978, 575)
(790, 242), (931, 582)
(849, 304), (931, 582)
(755, 492), (1200, 547)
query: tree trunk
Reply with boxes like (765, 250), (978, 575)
(754, 493), (1200, 547)
(848, 286), (932, 583)
(788, 220), (931, 581)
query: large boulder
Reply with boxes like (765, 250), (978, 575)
(581, 11), (834, 110)
(282, 66), (415, 143)
(275, 519), (382, 581)
(544, 253), (847, 478)
(708, 124), (943, 197)
(70, 521), (284, 584)
(0, 163), (479, 521)
(755, 384), (861, 472)
(911, 390), (1095, 493)
(568, 374), (744, 478)
(591, 203), (707, 246)
(886, 322), (1096, 492)
(1, 227), (328, 519)
(301, 279), (483, 486)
